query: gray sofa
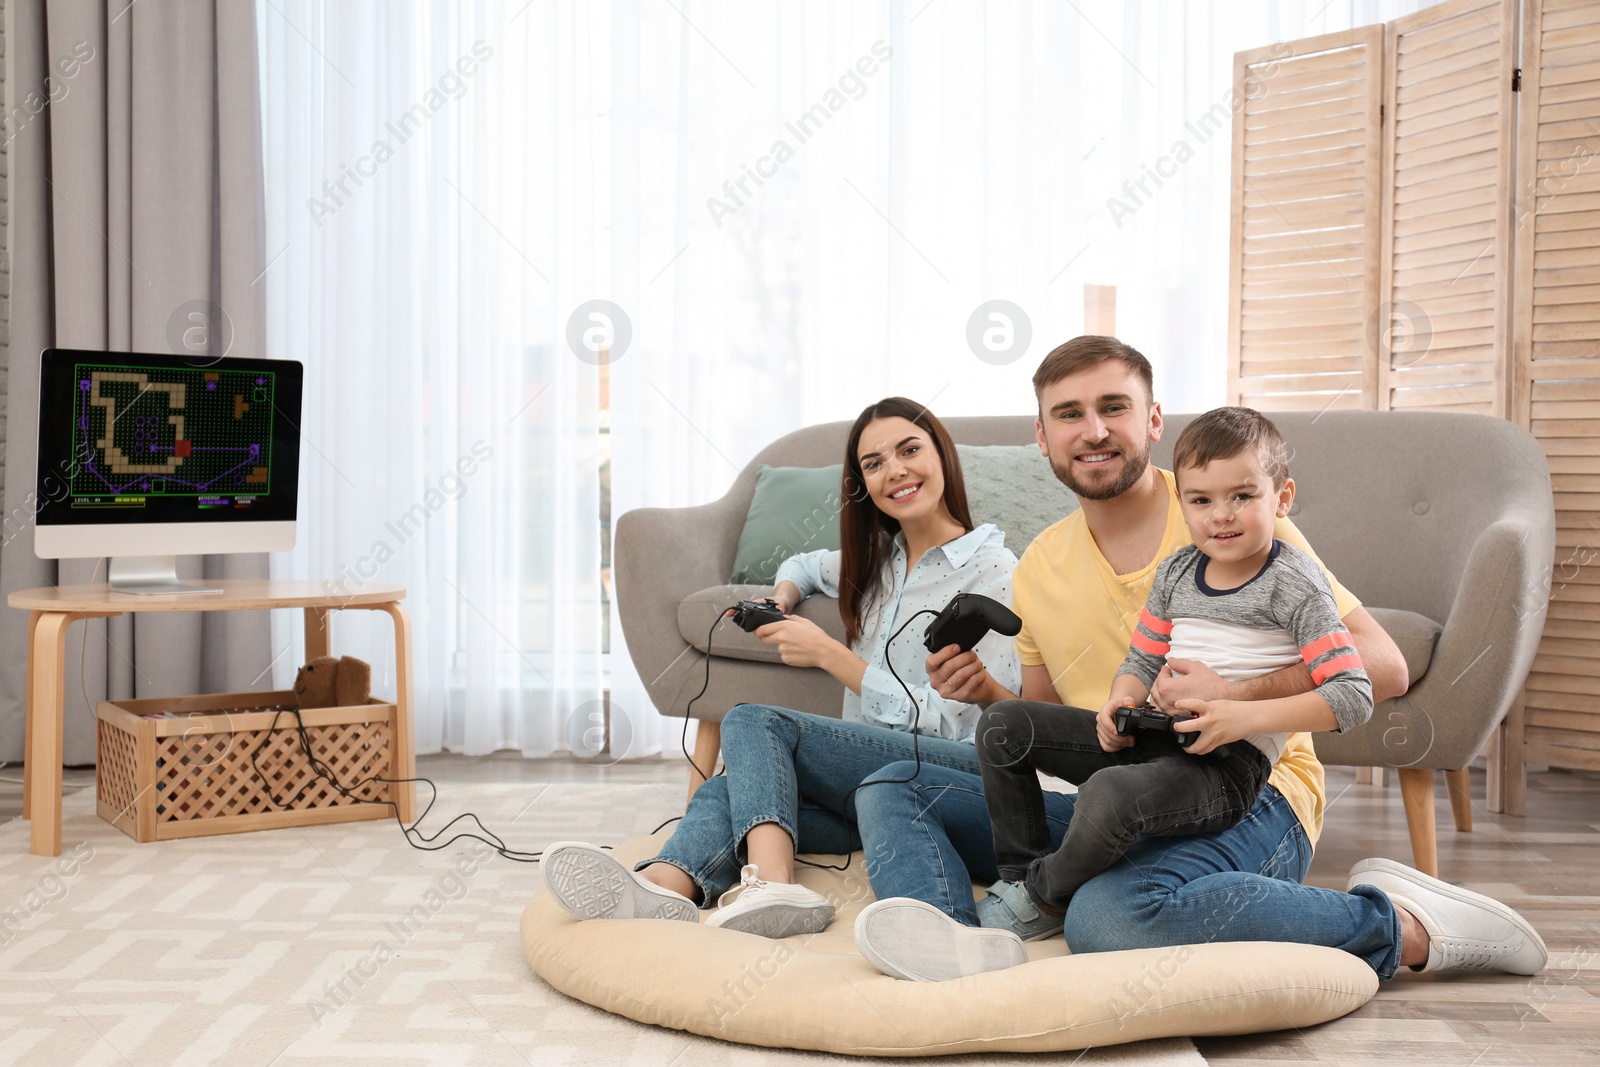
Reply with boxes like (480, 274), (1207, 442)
(615, 410), (1555, 874)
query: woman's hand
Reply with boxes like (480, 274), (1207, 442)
(768, 580), (802, 615)
(754, 615), (842, 670)
(926, 646), (1001, 706)
(1171, 698), (1260, 756)
(722, 580), (801, 624)
(1097, 696), (1137, 753)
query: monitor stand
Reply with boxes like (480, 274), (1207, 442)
(108, 556), (224, 596)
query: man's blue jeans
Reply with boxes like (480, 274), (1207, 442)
(642, 704), (982, 902)
(854, 761), (1406, 979)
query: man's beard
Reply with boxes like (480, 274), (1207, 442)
(1047, 438), (1152, 501)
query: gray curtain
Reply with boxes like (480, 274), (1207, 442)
(1, 0), (273, 763)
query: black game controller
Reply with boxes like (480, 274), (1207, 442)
(1113, 703), (1199, 748)
(923, 592), (1023, 654)
(729, 598), (787, 632)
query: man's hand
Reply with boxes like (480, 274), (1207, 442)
(926, 645), (997, 705)
(1097, 696), (1137, 753)
(754, 616), (840, 669)
(1171, 698), (1260, 756)
(1150, 658), (1235, 711)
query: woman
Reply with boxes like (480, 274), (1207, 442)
(543, 397), (1020, 938)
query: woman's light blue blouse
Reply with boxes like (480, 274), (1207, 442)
(774, 523), (1021, 743)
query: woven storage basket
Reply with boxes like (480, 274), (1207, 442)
(95, 690), (396, 842)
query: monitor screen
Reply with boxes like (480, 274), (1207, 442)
(34, 348), (304, 558)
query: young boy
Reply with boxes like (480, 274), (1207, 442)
(973, 406), (1374, 936)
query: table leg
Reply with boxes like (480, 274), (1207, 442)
(23, 611), (41, 820)
(305, 607), (332, 663)
(377, 601), (417, 822)
(28, 612), (73, 857)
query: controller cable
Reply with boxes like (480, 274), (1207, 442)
(679, 613), (727, 785)
(678, 603), (945, 874)
(789, 607), (941, 873)
(238, 613), (733, 860)
(643, 613), (731, 837)
(239, 600), (949, 865)
(246, 710), (687, 859)
(245, 710), (566, 862)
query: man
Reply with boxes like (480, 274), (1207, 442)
(848, 336), (1546, 985)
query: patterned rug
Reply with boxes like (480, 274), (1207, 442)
(0, 783), (1204, 1066)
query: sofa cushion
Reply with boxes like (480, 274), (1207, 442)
(725, 447), (1078, 588)
(957, 443), (1080, 552)
(1364, 606), (1442, 683)
(522, 834), (1379, 1056)
(728, 464), (846, 584)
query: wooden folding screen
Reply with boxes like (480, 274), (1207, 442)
(1379, 0), (1519, 416)
(1511, 0), (1600, 793)
(1228, 0), (1600, 809)
(1228, 28), (1384, 412)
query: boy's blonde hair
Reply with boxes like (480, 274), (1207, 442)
(1172, 407), (1290, 489)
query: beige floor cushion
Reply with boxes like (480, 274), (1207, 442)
(521, 834), (1378, 1056)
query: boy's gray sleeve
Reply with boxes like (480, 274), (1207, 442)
(1114, 556), (1178, 689)
(1289, 578), (1374, 732)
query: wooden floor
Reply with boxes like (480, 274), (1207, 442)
(5, 755), (1596, 1064)
(1198, 765), (1600, 1066)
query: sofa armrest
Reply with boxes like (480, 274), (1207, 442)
(615, 496), (757, 718)
(1318, 514), (1553, 770)
(1421, 515), (1552, 750)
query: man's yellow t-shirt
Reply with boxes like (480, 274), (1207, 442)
(1011, 467), (1360, 848)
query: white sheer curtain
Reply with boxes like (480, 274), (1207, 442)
(258, 1), (610, 756)
(257, 0), (1431, 759)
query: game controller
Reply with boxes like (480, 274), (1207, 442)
(729, 598), (787, 632)
(923, 592), (1022, 654)
(1113, 703), (1199, 748)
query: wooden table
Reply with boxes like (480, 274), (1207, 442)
(9, 581), (415, 857)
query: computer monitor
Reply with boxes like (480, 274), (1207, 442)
(34, 348), (305, 595)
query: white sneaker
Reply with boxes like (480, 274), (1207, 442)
(541, 841), (699, 923)
(704, 864), (834, 938)
(1347, 857), (1547, 975)
(854, 897), (1026, 982)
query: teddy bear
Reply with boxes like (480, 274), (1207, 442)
(291, 655), (372, 709)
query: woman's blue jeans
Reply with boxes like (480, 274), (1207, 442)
(642, 704), (982, 902)
(853, 761), (1406, 979)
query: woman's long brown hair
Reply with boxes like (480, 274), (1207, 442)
(838, 398), (974, 647)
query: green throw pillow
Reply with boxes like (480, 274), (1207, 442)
(729, 464), (845, 584)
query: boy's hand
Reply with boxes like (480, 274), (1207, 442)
(1097, 697), (1137, 753)
(1171, 698), (1259, 755)
(926, 646), (994, 704)
(1150, 658), (1234, 711)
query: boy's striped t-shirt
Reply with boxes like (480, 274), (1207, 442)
(1116, 539), (1374, 764)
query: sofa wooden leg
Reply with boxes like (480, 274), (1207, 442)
(1397, 767), (1439, 877)
(1446, 767), (1465, 831)
(1485, 724), (1504, 813)
(1445, 768), (1472, 832)
(1502, 692), (1528, 818)
(687, 718), (722, 803)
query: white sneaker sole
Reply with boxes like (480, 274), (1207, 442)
(542, 841), (699, 923)
(1348, 856), (1547, 974)
(854, 897), (1025, 982)
(707, 899), (834, 939)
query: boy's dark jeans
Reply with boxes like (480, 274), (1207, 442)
(977, 699), (1273, 912)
